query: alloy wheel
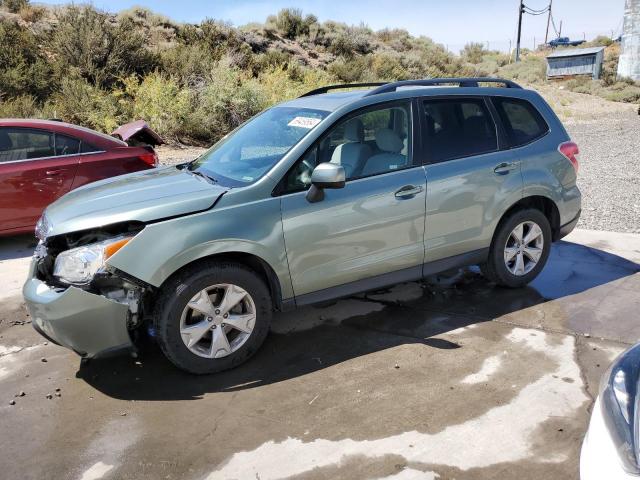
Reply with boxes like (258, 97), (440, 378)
(503, 221), (544, 276)
(179, 284), (256, 359)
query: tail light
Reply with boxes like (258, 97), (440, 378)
(559, 141), (579, 173)
(138, 148), (158, 167)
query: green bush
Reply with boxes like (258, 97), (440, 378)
(0, 20), (52, 99)
(256, 65), (333, 105)
(462, 42), (486, 64)
(565, 77), (596, 94)
(185, 61), (266, 144)
(602, 82), (640, 103)
(0, 0), (28, 13)
(50, 76), (125, 132)
(131, 73), (191, 142)
(497, 55), (546, 83)
(18, 3), (45, 22)
(370, 53), (409, 80)
(50, 5), (158, 88)
(252, 49), (292, 74)
(0, 94), (51, 118)
(326, 26), (372, 57)
(327, 57), (369, 82)
(270, 8), (316, 39)
(587, 35), (614, 47)
(601, 45), (620, 86)
(160, 43), (218, 83)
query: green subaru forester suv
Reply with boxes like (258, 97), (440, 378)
(24, 78), (581, 374)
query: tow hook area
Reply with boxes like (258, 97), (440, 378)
(104, 288), (143, 329)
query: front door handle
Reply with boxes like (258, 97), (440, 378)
(493, 162), (518, 175)
(45, 170), (63, 176)
(395, 185), (423, 198)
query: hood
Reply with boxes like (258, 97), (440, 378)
(111, 120), (163, 146)
(44, 167), (228, 238)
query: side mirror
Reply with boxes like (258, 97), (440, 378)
(306, 163), (345, 203)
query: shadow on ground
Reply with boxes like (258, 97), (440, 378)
(0, 234), (37, 261)
(75, 240), (639, 401)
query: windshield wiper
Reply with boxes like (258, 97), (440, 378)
(181, 167), (217, 184)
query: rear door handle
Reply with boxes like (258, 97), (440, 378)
(493, 162), (518, 175)
(395, 185), (423, 198)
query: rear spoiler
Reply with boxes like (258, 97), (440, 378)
(111, 120), (163, 147)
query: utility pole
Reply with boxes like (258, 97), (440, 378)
(559, 20), (563, 37)
(516, 0), (524, 62)
(545, 0), (553, 43)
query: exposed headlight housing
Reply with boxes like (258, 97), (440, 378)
(35, 213), (52, 242)
(53, 236), (133, 285)
(599, 343), (640, 475)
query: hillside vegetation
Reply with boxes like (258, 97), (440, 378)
(0, 1), (638, 145)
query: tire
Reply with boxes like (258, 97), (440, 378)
(154, 261), (272, 374)
(480, 208), (551, 288)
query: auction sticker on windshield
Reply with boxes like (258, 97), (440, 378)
(288, 116), (322, 129)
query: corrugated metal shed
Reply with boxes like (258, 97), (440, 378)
(546, 46), (605, 79)
(547, 46), (606, 58)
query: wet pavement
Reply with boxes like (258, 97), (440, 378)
(0, 229), (638, 480)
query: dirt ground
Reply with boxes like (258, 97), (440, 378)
(1, 229), (639, 480)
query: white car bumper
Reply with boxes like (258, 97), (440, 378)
(581, 397), (637, 480)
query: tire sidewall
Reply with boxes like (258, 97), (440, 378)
(155, 263), (272, 374)
(490, 209), (551, 287)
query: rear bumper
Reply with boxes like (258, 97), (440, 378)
(23, 272), (132, 358)
(559, 209), (581, 240)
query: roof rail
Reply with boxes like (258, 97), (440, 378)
(363, 77), (522, 96)
(299, 82), (388, 98)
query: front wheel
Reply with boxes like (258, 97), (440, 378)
(480, 208), (551, 288)
(154, 262), (272, 374)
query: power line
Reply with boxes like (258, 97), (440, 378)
(523, 5), (550, 15)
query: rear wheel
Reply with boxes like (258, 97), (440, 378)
(154, 262), (272, 374)
(481, 208), (551, 288)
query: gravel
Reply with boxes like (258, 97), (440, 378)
(156, 144), (206, 166)
(566, 110), (640, 233)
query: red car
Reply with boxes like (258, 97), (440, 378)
(0, 119), (162, 236)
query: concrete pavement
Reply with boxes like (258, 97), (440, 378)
(0, 230), (638, 480)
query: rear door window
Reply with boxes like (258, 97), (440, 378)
(54, 134), (81, 156)
(492, 97), (549, 148)
(80, 142), (101, 153)
(0, 127), (55, 162)
(422, 98), (498, 163)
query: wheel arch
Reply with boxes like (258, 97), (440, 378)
(498, 195), (561, 241)
(158, 251), (286, 312)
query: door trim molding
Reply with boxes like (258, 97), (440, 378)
(289, 247), (489, 308)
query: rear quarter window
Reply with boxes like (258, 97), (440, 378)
(492, 97), (549, 148)
(80, 142), (101, 153)
(55, 134), (80, 156)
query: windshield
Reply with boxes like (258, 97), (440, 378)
(189, 106), (329, 186)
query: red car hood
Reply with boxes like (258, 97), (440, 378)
(111, 120), (163, 146)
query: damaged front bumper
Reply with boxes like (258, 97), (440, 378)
(23, 262), (133, 358)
